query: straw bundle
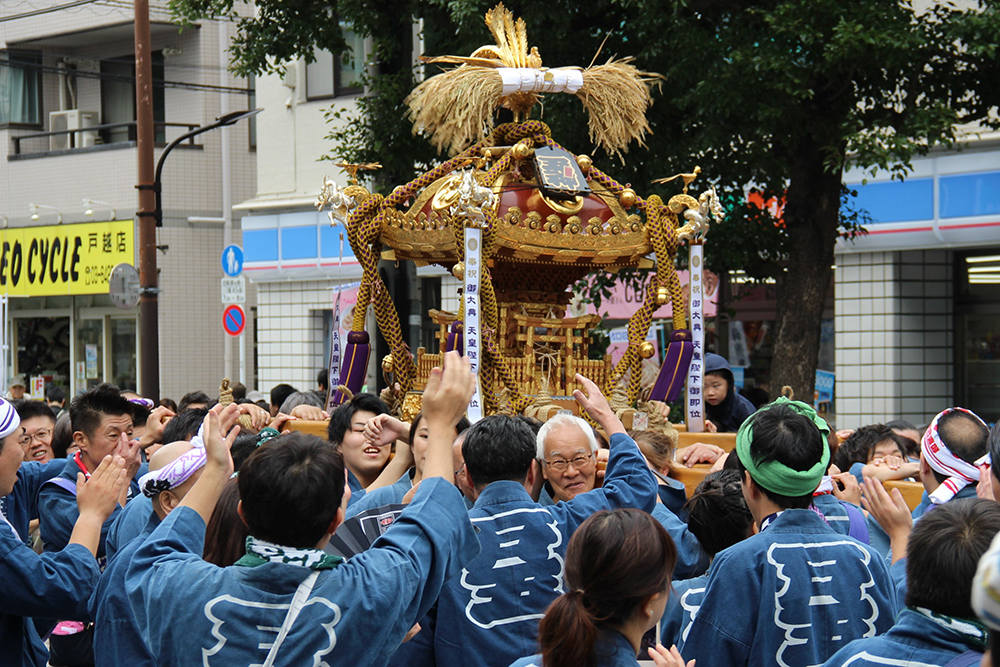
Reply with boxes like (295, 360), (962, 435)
(577, 57), (658, 159)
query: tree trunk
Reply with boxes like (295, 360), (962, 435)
(770, 136), (843, 403)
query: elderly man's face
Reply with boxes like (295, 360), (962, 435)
(541, 424), (596, 503)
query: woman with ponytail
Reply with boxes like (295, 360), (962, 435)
(509, 508), (693, 667)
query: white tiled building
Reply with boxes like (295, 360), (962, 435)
(0, 2), (256, 400)
(832, 139), (1000, 428)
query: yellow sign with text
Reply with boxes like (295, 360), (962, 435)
(0, 220), (134, 297)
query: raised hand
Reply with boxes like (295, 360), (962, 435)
(422, 351), (475, 430)
(76, 455), (128, 521)
(573, 374), (623, 436)
(114, 432), (143, 480)
(202, 411), (235, 476)
(364, 414), (410, 447)
(140, 405), (175, 448)
(269, 413), (298, 434)
(239, 402), (272, 432)
(861, 476), (912, 563)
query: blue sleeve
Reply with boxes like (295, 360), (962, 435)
(16, 461), (66, 523)
(890, 557), (907, 611)
(345, 484), (399, 519)
(125, 505), (211, 651)
(0, 526), (99, 621)
(550, 432), (658, 533)
(652, 504), (709, 579)
(678, 549), (757, 666)
(849, 461), (867, 487)
(38, 483), (122, 557)
(358, 478), (480, 628)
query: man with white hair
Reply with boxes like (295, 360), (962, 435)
(535, 413), (600, 504)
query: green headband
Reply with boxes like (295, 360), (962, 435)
(735, 396), (831, 497)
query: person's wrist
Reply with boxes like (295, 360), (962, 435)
(77, 508), (109, 525)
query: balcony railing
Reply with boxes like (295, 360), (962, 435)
(9, 121), (202, 158)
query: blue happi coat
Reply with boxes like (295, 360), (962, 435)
(812, 493), (869, 543)
(679, 509), (898, 667)
(38, 456), (144, 558)
(661, 574), (708, 649)
(106, 494), (153, 560)
(0, 518), (98, 667)
(346, 468), (414, 518)
(124, 477), (478, 667)
(91, 510), (160, 667)
(508, 631), (640, 667)
(651, 503), (709, 579)
(0, 460), (65, 544)
(400, 431), (657, 667)
(822, 608), (981, 667)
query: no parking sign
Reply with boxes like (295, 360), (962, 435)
(222, 304), (246, 337)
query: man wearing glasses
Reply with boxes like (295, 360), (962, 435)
(16, 401), (57, 464)
(536, 413), (600, 504)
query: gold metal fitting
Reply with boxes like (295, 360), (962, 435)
(619, 188), (637, 208)
(382, 354), (394, 373)
(655, 286), (669, 306)
(638, 341), (656, 359)
(452, 261), (465, 280)
(576, 154), (592, 172)
(512, 142), (533, 160)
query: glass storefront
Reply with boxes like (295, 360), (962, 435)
(957, 249), (1000, 423)
(9, 294), (137, 398)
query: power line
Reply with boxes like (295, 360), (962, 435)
(0, 0), (103, 23)
(0, 58), (253, 95)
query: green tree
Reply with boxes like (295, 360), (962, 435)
(172, 0), (1000, 401)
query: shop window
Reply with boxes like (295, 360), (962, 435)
(248, 73), (257, 150)
(110, 318), (137, 392)
(0, 50), (43, 127)
(76, 319), (105, 390)
(306, 23), (365, 99)
(15, 317), (71, 396)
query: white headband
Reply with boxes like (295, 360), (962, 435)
(137, 424), (206, 497)
(923, 407), (990, 505)
(0, 398), (21, 440)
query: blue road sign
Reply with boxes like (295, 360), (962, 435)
(221, 244), (244, 277)
(223, 304), (246, 336)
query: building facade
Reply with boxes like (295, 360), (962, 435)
(0, 2), (256, 401)
(833, 135), (1000, 428)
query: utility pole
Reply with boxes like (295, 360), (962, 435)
(134, 0), (159, 400)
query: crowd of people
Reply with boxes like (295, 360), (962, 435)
(2, 351), (1000, 667)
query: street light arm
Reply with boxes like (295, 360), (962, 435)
(153, 109), (262, 225)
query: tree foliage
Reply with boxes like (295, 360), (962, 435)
(172, 0), (1000, 400)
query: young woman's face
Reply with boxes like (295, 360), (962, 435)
(703, 374), (729, 406)
(870, 438), (906, 462)
(412, 421), (430, 473)
(339, 410), (389, 479)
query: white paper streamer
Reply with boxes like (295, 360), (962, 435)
(687, 245), (705, 432)
(497, 68), (584, 96)
(464, 228), (483, 423)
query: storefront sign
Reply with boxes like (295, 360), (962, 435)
(0, 220), (134, 296)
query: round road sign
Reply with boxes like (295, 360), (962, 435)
(222, 304), (246, 336)
(109, 263), (141, 309)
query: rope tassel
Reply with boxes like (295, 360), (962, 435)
(648, 329), (693, 403)
(330, 331), (371, 407)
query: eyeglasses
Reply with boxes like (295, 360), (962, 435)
(454, 463), (467, 478)
(544, 453), (595, 472)
(19, 429), (52, 447)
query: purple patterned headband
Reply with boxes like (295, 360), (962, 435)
(138, 425), (207, 497)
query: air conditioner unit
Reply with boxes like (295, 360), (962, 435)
(48, 110), (100, 150)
